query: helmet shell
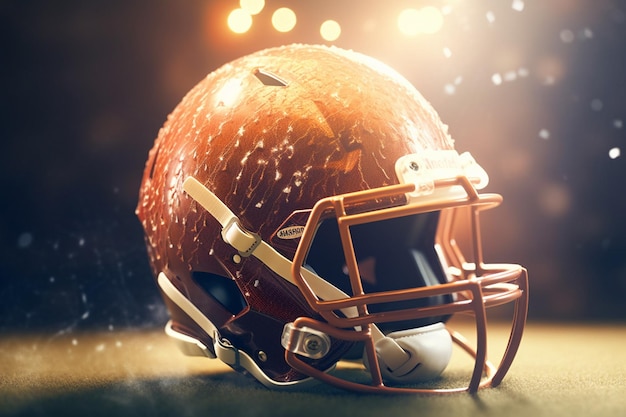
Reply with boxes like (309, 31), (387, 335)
(136, 44), (456, 383)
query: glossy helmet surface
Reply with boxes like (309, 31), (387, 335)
(136, 44), (528, 393)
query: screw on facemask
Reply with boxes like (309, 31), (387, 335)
(282, 323), (331, 360)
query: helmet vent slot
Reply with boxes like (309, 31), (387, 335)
(254, 68), (288, 87)
(192, 271), (248, 315)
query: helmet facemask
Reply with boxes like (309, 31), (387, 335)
(282, 151), (528, 393)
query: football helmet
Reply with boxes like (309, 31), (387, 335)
(136, 44), (528, 394)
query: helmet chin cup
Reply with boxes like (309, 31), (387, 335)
(365, 322), (452, 384)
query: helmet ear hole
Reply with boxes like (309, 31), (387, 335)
(192, 271), (248, 315)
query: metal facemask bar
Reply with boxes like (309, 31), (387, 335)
(285, 150), (528, 393)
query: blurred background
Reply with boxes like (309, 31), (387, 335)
(1, 0), (625, 334)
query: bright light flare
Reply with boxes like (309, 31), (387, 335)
(215, 78), (243, 107)
(272, 7), (296, 33)
(398, 8), (421, 36)
(320, 20), (341, 41)
(512, 0), (525, 12)
(398, 6), (444, 36)
(418, 6), (444, 34)
(228, 8), (253, 34)
(240, 0), (264, 15)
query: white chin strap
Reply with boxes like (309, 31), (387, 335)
(183, 176), (452, 385)
(370, 322), (452, 383)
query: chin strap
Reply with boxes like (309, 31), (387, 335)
(182, 176), (449, 384)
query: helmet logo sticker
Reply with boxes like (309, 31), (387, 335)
(276, 225), (305, 240)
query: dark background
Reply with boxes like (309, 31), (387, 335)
(1, 0), (625, 334)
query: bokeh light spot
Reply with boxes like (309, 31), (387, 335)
(539, 183), (571, 217)
(17, 232), (33, 249)
(590, 99), (603, 111)
(560, 29), (575, 43)
(240, 0), (264, 15)
(539, 129), (550, 140)
(272, 7), (296, 33)
(418, 6), (444, 34)
(398, 8), (421, 36)
(320, 20), (341, 41)
(227, 8), (252, 34)
(398, 6), (444, 36)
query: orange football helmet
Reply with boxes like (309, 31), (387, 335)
(136, 44), (528, 393)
